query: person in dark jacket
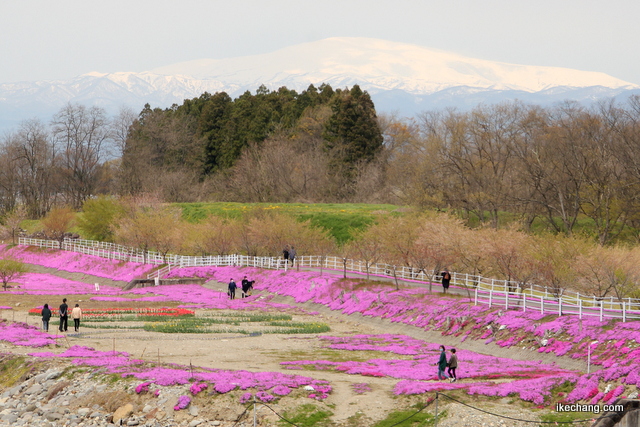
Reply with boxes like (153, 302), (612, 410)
(448, 348), (458, 382)
(228, 279), (237, 300)
(41, 303), (52, 332)
(436, 345), (449, 380)
(59, 298), (68, 332)
(440, 270), (451, 293)
(241, 276), (253, 298)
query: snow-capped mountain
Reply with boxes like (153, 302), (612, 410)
(150, 37), (636, 94)
(1, 37), (639, 133)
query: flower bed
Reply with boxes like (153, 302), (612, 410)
(0, 320), (62, 347)
(29, 345), (332, 402)
(0, 245), (155, 281)
(165, 266), (638, 404)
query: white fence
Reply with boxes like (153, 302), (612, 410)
(16, 237), (640, 321)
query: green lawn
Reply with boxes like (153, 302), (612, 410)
(174, 202), (405, 244)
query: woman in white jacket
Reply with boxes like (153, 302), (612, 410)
(71, 304), (83, 332)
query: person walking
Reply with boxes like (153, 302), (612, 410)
(289, 246), (297, 267)
(448, 348), (458, 382)
(59, 298), (68, 332)
(241, 276), (252, 298)
(282, 246), (289, 267)
(41, 303), (52, 332)
(71, 303), (83, 332)
(440, 270), (451, 294)
(436, 345), (449, 380)
(228, 279), (237, 300)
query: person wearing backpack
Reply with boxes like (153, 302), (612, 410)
(441, 270), (451, 294)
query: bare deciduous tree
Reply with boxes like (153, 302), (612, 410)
(51, 104), (112, 209)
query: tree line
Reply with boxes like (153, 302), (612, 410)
(382, 97), (640, 244)
(120, 84), (383, 202)
(3, 87), (640, 246)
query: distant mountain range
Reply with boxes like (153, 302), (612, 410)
(2, 37), (639, 133)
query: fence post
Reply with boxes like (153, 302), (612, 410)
(623, 300), (626, 322)
(579, 298), (582, 320)
(559, 297), (562, 316)
(523, 294), (526, 312)
(600, 303), (603, 322)
(540, 296), (544, 315)
(505, 290), (509, 310)
(489, 290), (492, 308)
(474, 287), (478, 306)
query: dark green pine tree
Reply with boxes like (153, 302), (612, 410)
(198, 92), (233, 174)
(323, 85), (383, 166)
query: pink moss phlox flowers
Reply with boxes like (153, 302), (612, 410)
(1, 320), (61, 347)
(174, 395), (191, 411)
(190, 382), (208, 395)
(2, 245), (155, 281)
(136, 382), (151, 394)
(256, 392), (276, 402)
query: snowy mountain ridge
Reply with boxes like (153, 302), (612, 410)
(1, 37), (639, 133)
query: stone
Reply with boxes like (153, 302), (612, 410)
(189, 419), (203, 427)
(188, 405), (198, 417)
(24, 403), (37, 412)
(212, 421), (221, 426)
(126, 420), (140, 426)
(112, 404), (134, 425)
(96, 384), (108, 393)
(142, 405), (153, 413)
(78, 408), (92, 417)
(44, 412), (63, 421)
(1, 414), (18, 424)
(46, 370), (62, 380)
(144, 408), (158, 419)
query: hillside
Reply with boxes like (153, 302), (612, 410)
(0, 245), (639, 425)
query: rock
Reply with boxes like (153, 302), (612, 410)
(212, 421), (221, 426)
(112, 404), (134, 425)
(188, 405), (198, 416)
(142, 405), (153, 413)
(144, 408), (158, 419)
(46, 370), (62, 380)
(78, 408), (91, 417)
(24, 403), (37, 412)
(96, 384), (108, 393)
(127, 420), (140, 426)
(303, 385), (315, 391)
(1, 413), (18, 424)
(189, 419), (203, 427)
(44, 412), (63, 421)
(628, 391), (638, 399)
(25, 383), (43, 395)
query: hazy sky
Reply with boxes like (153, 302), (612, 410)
(2, 0), (639, 85)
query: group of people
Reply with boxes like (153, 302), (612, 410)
(40, 298), (83, 333)
(282, 245), (296, 266)
(436, 345), (458, 382)
(228, 276), (254, 300)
